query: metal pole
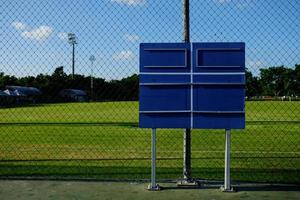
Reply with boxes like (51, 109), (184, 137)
(221, 129), (234, 192)
(183, 0), (190, 43)
(91, 61), (94, 101)
(148, 128), (160, 190)
(224, 129), (231, 190)
(180, 0), (194, 185)
(183, 128), (191, 180)
(72, 43), (75, 79)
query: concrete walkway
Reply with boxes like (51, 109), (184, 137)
(0, 180), (299, 200)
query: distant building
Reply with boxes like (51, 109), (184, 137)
(59, 89), (88, 102)
(0, 90), (10, 106)
(4, 86), (42, 103)
(0, 90), (10, 96)
(0, 90), (14, 106)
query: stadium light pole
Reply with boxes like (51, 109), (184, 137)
(89, 55), (96, 101)
(68, 33), (77, 79)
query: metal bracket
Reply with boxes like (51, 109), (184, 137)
(177, 179), (200, 187)
(220, 185), (235, 192)
(147, 184), (161, 191)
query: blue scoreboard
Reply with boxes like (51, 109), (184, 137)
(139, 42), (245, 129)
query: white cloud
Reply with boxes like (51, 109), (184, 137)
(57, 32), (69, 41)
(248, 60), (264, 68)
(21, 26), (53, 41)
(111, 0), (146, 6)
(11, 21), (28, 30)
(113, 50), (135, 60)
(124, 34), (140, 42)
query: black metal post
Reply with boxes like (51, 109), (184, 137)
(180, 0), (194, 185)
(183, 128), (191, 181)
(183, 0), (190, 43)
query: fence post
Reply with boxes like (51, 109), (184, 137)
(182, 0), (192, 182)
(221, 129), (234, 192)
(148, 128), (161, 190)
(178, 0), (198, 186)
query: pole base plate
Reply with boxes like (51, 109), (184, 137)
(220, 186), (235, 192)
(177, 179), (200, 187)
(147, 184), (161, 191)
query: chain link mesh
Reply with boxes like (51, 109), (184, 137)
(0, 0), (299, 183)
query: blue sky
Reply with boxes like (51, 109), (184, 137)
(1, 0), (299, 79)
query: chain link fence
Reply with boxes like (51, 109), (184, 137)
(0, 0), (299, 183)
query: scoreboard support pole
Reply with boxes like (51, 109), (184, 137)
(148, 128), (161, 191)
(221, 129), (234, 192)
(178, 129), (199, 186)
(183, 128), (191, 181)
(177, 0), (198, 187)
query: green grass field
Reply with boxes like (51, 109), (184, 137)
(0, 101), (299, 183)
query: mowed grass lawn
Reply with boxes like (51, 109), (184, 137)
(0, 101), (299, 183)
(0, 101), (299, 123)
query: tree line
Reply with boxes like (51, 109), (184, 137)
(246, 64), (299, 97)
(0, 64), (299, 102)
(0, 66), (138, 102)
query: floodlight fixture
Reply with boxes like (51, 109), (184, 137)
(68, 33), (77, 45)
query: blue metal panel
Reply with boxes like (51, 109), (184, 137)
(193, 85), (244, 111)
(139, 42), (245, 129)
(193, 43), (245, 73)
(193, 113), (245, 129)
(140, 43), (191, 73)
(140, 85), (190, 111)
(192, 42), (245, 129)
(140, 113), (191, 128)
(139, 43), (191, 128)
(193, 74), (245, 85)
(140, 74), (190, 84)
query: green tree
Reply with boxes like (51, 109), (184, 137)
(259, 66), (293, 96)
(245, 69), (262, 97)
(0, 72), (18, 90)
(291, 64), (300, 96)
